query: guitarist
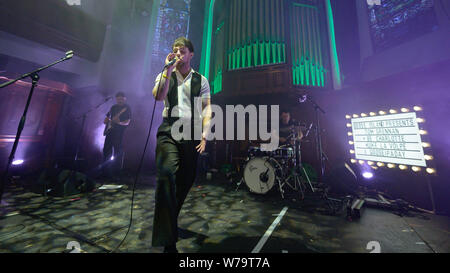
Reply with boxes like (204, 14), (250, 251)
(102, 92), (131, 177)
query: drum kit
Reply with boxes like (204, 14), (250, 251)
(235, 124), (316, 200)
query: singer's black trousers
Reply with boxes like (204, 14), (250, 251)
(152, 121), (200, 247)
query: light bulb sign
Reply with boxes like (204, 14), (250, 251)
(350, 112), (426, 167)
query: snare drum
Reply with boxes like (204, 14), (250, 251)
(272, 146), (294, 158)
(248, 146), (271, 158)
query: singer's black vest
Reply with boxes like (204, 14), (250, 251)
(157, 71), (202, 139)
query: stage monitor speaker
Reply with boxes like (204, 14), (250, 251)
(38, 168), (96, 197)
(323, 162), (358, 195)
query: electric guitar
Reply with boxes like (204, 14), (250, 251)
(103, 107), (127, 136)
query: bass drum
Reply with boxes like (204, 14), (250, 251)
(243, 157), (284, 194)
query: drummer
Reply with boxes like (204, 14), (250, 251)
(279, 109), (303, 146)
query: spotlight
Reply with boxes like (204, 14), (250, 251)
(349, 141), (354, 145)
(350, 159), (357, 163)
(12, 159), (24, 166)
(387, 163), (396, 169)
(350, 150), (355, 154)
(353, 114), (359, 118)
(389, 109), (397, 114)
(362, 172), (373, 179)
(367, 161), (374, 166)
(345, 115), (351, 119)
(399, 165), (407, 170)
(422, 142), (431, 148)
(426, 168), (436, 174)
(360, 113), (367, 117)
(416, 118), (425, 123)
(419, 130), (428, 135)
(369, 112), (376, 116)
(348, 132), (353, 136)
(346, 123), (352, 127)
(413, 106), (423, 111)
(412, 166), (421, 172)
(401, 108), (410, 113)
(424, 155), (434, 160)
(377, 162), (385, 167)
(379, 111), (386, 115)
(110, 156), (115, 161)
(358, 160), (365, 165)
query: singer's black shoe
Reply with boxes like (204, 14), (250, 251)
(163, 245), (178, 253)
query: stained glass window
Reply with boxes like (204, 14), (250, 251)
(368, 0), (438, 52)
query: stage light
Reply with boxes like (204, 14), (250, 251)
(348, 132), (353, 136)
(426, 168), (436, 174)
(412, 166), (421, 172)
(346, 123), (352, 127)
(367, 161), (374, 166)
(65, 0), (81, 6)
(358, 160), (365, 165)
(379, 111), (386, 115)
(377, 162), (385, 167)
(367, 0), (381, 6)
(413, 106), (423, 111)
(399, 165), (407, 170)
(349, 141), (354, 145)
(12, 159), (24, 166)
(387, 163), (396, 168)
(419, 130), (428, 135)
(371, 166), (378, 170)
(424, 155), (434, 160)
(350, 150), (355, 154)
(345, 115), (351, 119)
(422, 142), (431, 148)
(350, 159), (357, 163)
(362, 172), (373, 179)
(369, 112), (376, 116)
(353, 114), (359, 118)
(361, 113), (367, 117)
(389, 109), (397, 114)
(401, 108), (409, 113)
(416, 118), (425, 123)
(111, 156), (115, 161)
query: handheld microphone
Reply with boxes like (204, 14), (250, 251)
(164, 57), (179, 68)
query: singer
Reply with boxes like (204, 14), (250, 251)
(151, 37), (212, 253)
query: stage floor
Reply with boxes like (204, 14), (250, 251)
(0, 174), (449, 253)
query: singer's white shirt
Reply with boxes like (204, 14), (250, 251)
(154, 68), (210, 119)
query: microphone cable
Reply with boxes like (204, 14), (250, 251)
(110, 65), (169, 253)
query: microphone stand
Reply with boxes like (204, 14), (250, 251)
(72, 96), (113, 168)
(304, 95), (328, 181)
(0, 51), (74, 204)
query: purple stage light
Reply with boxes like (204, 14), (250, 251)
(362, 172), (374, 179)
(12, 159), (24, 166)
